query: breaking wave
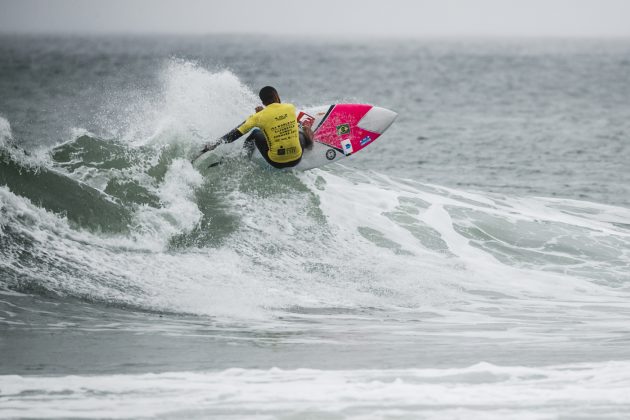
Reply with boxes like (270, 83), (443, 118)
(1, 61), (629, 325)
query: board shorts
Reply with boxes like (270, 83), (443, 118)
(246, 129), (309, 169)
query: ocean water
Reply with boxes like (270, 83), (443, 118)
(1, 35), (630, 419)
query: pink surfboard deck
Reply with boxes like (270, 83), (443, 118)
(290, 103), (398, 171)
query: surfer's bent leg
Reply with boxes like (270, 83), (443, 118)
(252, 130), (277, 166)
(245, 129), (300, 169)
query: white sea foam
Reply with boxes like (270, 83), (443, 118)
(2, 361), (630, 419)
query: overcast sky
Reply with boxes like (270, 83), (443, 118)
(1, 0), (629, 37)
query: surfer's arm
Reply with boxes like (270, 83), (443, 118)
(201, 114), (257, 152)
(200, 128), (242, 153)
(218, 128), (244, 144)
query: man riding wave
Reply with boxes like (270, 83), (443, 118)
(198, 86), (312, 168)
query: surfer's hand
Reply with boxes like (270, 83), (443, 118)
(255, 106), (264, 113)
(302, 126), (314, 150)
(303, 125), (313, 140)
(192, 143), (215, 163)
(201, 142), (218, 154)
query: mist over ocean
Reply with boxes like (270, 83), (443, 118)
(1, 35), (630, 419)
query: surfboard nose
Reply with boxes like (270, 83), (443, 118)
(357, 106), (398, 134)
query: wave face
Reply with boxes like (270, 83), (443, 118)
(3, 99), (629, 318)
(1, 40), (630, 418)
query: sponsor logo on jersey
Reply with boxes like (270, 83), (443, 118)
(336, 123), (350, 136)
(360, 135), (373, 146)
(340, 139), (353, 155)
(275, 113), (288, 121)
(326, 149), (336, 160)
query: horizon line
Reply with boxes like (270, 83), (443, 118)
(2, 30), (630, 40)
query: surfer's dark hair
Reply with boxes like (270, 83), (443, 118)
(259, 86), (279, 105)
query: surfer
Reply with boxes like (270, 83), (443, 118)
(198, 86), (312, 168)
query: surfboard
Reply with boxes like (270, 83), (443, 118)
(193, 103), (397, 171)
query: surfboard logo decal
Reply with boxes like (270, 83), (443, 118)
(297, 111), (315, 128)
(326, 149), (336, 160)
(360, 135), (373, 146)
(336, 124), (350, 136)
(340, 139), (353, 155)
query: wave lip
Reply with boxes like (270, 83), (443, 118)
(2, 361), (630, 418)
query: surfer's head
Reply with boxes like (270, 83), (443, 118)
(259, 86), (280, 105)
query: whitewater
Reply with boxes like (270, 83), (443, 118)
(1, 36), (630, 419)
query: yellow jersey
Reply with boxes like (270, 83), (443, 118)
(236, 103), (302, 163)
